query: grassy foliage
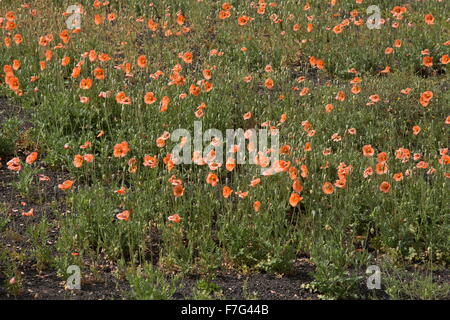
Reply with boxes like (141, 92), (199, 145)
(0, 0), (449, 299)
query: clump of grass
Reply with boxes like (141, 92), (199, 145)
(0, 116), (22, 158)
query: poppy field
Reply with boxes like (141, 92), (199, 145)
(0, 0), (449, 300)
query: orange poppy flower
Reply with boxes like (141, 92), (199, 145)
(218, 10), (231, 20)
(243, 75), (253, 83)
(316, 59), (325, 70)
(6, 11), (15, 22)
(238, 16), (250, 26)
(7, 157), (21, 171)
(168, 214), (181, 223)
(264, 78), (274, 89)
(58, 180), (74, 191)
(160, 96), (171, 112)
(73, 154), (84, 168)
(7, 76), (20, 91)
(113, 141), (129, 158)
(116, 210), (130, 221)
(292, 180), (303, 193)
(38, 36), (49, 46)
(377, 152), (388, 163)
(253, 201), (261, 212)
(78, 141), (91, 150)
(116, 92), (131, 105)
(424, 14), (434, 25)
(419, 91), (433, 107)
(335, 90), (346, 101)
(243, 112), (252, 120)
(422, 56), (433, 67)
(145, 19), (158, 31)
(391, 6), (407, 17)
(13, 34), (23, 45)
(22, 208), (34, 217)
(84, 154), (94, 163)
(59, 30), (70, 43)
(94, 14), (103, 25)
(114, 186), (126, 195)
(440, 54), (449, 65)
(107, 13), (116, 21)
(61, 56), (71, 67)
(137, 55), (147, 68)
(206, 172), (219, 186)
(363, 167), (374, 178)
(303, 142), (312, 152)
(189, 84), (201, 96)
(289, 193), (303, 207)
(25, 152), (38, 165)
(332, 24), (343, 34)
(45, 49), (53, 61)
(400, 88), (412, 95)
(421, 91), (433, 101)
(79, 78), (93, 90)
(376, 162), (388, 175)
(71, 66), (81, 78)
(176, 14), (185, 25)
(379, 66), (391, 74)
(235, 191), (248, 199)
(362, 145), (375, 157)
(300, 87), (309, 96)
(202, 81), (213, 92)
(273, 160), (291, 173)
(249, 178), (261, 187)
(379, 181), (391, 193)
(393, 173), (404, 182)
(438, 154), (450, 165)
(89, 68), (103, 80)
(395, 148), (411, 162)
(322, 182), (334, 195)
(279, 145), (291, 155)
(12, 59), (20, 70)
(416, 161), (429, 169)
(181, 52), (193, 64)
(334, 179), (346, 189)
(203, 69), (212, 80)
(85, 51), (95, 61)
(226, 158), (236, 171)
(347, 128), (357, 135)
(385, 47), (393, 55)
(98, 53), (111, 62)
(287, 167), (297, 181)
(195, 109), (204, 118)
(142, 155), (157, 168)
(369, 94), (380, 103)
(223, 186), (233, 198)
(300, 165), (309, 178)
(222, 2), (232, 10)
(173, 184), (185, 197)
(144, 92), (157, 104)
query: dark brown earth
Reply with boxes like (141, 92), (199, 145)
(175, 258), (318, 300)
